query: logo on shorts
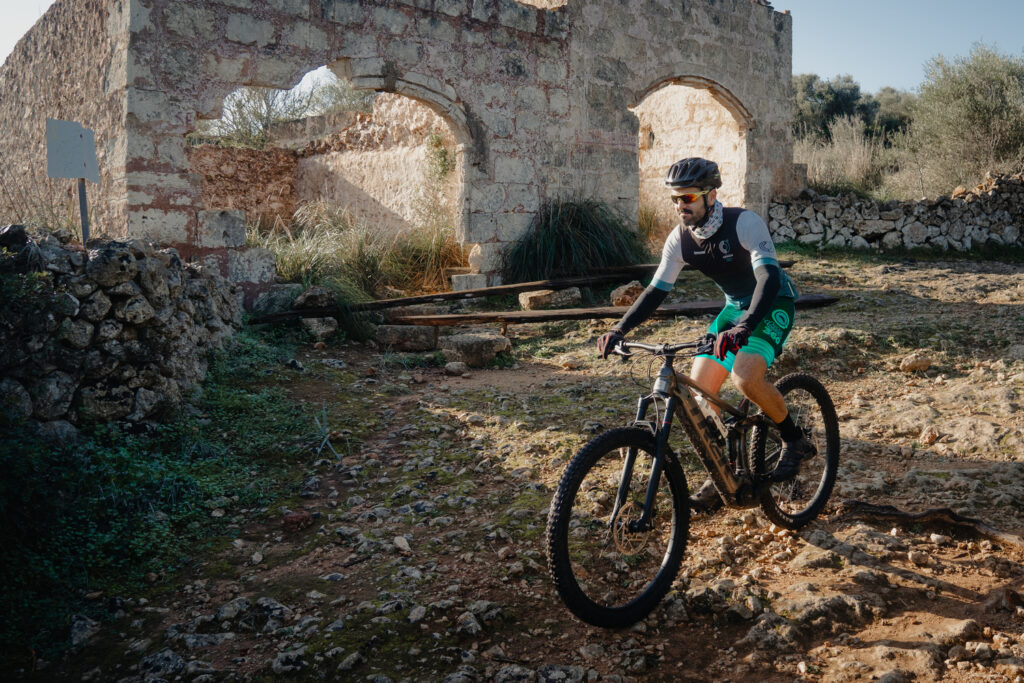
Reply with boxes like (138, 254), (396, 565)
(771, 310), (791, 328)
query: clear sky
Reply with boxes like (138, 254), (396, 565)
(780, 0), (1024, 93)
(3, 1), (1024, 95)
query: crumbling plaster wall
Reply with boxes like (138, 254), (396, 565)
(1, 0), (794, 291)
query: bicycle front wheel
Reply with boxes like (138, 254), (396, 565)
(752, 373), (840, 529)
(545, 427), (689, 628)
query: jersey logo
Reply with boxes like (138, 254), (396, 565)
(771, 310), (791, 329)
(719, 239), (731, 254)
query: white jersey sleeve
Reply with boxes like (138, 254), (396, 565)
(735, 211), (779, 269)
(650, 227), (685, 292)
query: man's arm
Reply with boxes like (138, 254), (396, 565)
(735, 263), (781, 331)
(612, 285), (670, 335)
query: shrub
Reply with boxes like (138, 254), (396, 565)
(500, 198), (650, 283)
(795, 116), (885, 197)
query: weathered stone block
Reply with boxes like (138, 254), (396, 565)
(226, 14), (275, 46)
(267, 0), (310, 16)
(611, 281), (645, 306)
(495, 213), (534, 242)
(518, 287), (582, 310)
(252, 284), (304, 317)
(468, 243), (504, 273)
(451, 274), (488, 291)
(440, 332), (511, 367)
(227, 248), (276, 284)
(130, 209), (191, 245)
(434, 0), (464, 17)
(494, 156), (533, 184)
(496, 0), (536, 32)
(376, 325), (438, 351)
(301, 317), (339, 342)
(198, 210), (247, 249)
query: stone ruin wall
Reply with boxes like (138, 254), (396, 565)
(0, 227), (241, 440)
(0, 0), (796, 293)
(294, 93), (462, 234)
(0, 0), (131, 232)
(768, 174), (1024, 251)
(636, 86), (747, 238)
(188, 146), (299, 228)
(188, 93), (461, 234)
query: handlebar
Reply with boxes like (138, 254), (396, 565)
(611, 336), (715, 359)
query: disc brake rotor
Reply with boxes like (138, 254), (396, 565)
(611, 501), (651, 554)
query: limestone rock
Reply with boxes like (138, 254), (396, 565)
(440, 332), (511, 367)
(252, 284), (304, 317)
(610, 280), (645, 306)
(518, 287), (582, 310)
(0, 377), (33, 423)
(899, 351), (932, 373)
(86, 244), (137, 287)
(293, 285), (335, 309)
(301, 317), (338, 342)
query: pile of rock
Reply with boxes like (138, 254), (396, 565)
(0, 226), (241, 439)
(770, 172), (1024, 250)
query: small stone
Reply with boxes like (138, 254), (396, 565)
(899, 351), (932, 373)
(445, 361), (470, 376)
(930, 533), (950, 545)
(251, 551), (264, 565)
(908, 550), (933, 566)
(394, 536), (411, 553)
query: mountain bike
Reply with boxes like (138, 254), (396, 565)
(545, 337), (840, 628)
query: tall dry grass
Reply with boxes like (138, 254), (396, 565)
(248, 199), (466, 300)
(794, 116), (885, 197)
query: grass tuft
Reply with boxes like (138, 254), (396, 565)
(500, 198), (650, 283)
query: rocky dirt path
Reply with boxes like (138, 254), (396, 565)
(56, 255), (1024, 682)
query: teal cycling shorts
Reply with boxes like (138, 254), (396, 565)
(699, 297), (796, 371)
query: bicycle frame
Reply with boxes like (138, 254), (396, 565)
(612, 344), (770, 530)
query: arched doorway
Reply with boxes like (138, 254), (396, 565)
(631, 78), (751, 241)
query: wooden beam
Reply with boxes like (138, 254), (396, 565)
(387, 294), (838, 327)
(247, 260), (797, 325)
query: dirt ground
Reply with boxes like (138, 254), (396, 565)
(50, 254), (1024, 682)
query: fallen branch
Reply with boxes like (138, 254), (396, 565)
(837, 500), (1024, 550)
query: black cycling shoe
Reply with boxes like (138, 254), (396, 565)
(688, 478), (723, 514)
(770, 437), (817, 482)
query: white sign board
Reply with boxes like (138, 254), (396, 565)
(46, 118), (99, 183)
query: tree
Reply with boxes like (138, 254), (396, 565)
(912, 43), (1024, 175)
(792, 74), (869, 140)
(194, 72), (376, 149)
(861, 87), (917, 140)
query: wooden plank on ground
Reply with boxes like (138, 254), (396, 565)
(248, 260), (797, 325)
(387, 294), (838, 327)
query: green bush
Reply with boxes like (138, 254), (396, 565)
(887, 44), (1024, 197)
(500, 198), (650, 283)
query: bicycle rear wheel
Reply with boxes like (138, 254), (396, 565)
(546, 427), (689, 628)
(752, 373), (840, 529)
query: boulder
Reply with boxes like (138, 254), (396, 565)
(86, 243), (137, 286)
(440, 332), (512, 367)
(610, 281), (645, 306)
(252, 284), (304, 317)
(0, 377), (33, 423)
(293, 285), (335, 309)
(518, 287), (582, 310)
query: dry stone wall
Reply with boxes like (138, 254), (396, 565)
(768, 174), (1024, 251)
(1, 0), (795, 290)
(0, 226), (241, 439)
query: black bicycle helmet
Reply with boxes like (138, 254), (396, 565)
(664, 157), (722, 189)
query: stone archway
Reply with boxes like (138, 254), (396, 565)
(632, 76), (752, 239)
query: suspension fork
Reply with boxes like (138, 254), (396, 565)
(610, 395), (675, 533)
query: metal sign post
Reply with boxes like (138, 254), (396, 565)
(45, 119), (99, 251)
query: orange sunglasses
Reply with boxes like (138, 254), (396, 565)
(670, 189), (711, 205)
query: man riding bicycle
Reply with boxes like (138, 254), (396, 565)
(596, 157), (814, 512)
